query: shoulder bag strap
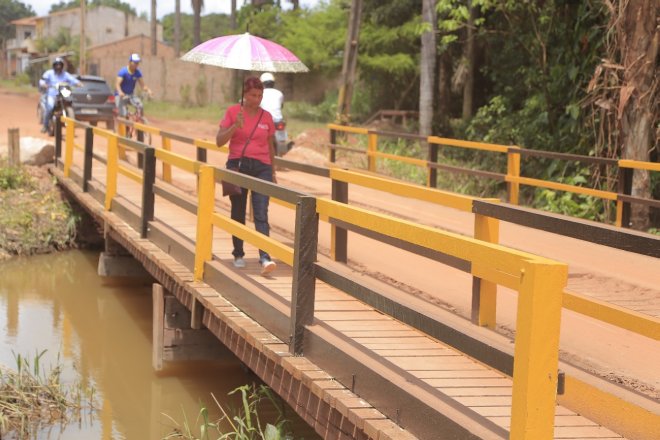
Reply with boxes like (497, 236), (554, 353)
(238, 109), (264, 164)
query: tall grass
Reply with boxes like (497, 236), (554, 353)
(0, 350), (96, 438)
(163, 384), (298, 440)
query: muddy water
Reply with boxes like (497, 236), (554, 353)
(0, 250), (319, 439)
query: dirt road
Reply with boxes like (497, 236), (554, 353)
(1, 86), (658, 400)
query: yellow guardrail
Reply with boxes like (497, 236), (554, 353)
(329, 124), (659, 228)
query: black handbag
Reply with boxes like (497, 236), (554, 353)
(222, 110), (264, 197)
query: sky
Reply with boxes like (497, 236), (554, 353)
(24, 0), (322, 20)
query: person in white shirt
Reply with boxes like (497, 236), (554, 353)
(259, 72), (284, 122)
(259, 72), (291, 155)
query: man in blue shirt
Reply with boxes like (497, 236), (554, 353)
(39, 57), (81, 133)
(115, 53), (152, 117)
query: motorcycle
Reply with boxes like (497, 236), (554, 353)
(274, 119), (294, 156)
(38, 82), (75, 136)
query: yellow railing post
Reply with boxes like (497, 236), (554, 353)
(473, 214), (499, 328)
(194, 166), (215, 280)
(510, 259), (567, 440)
(105, 136), (118, 210)
(507, 146), (521, 204)
(162, 137), (172, 183)
(367, 132), (378, 172)
(63, 118), (75, 177)
(116, 121), (128, 161)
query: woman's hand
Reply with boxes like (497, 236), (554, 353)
(235, 109), (244, 129)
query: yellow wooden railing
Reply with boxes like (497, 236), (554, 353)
(58, 115), (659, 439)
(328, 124), (660, 228)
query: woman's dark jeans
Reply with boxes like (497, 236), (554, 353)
(226, 158), (273, 263)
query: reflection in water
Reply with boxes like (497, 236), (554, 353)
(0, 250), (318, 439)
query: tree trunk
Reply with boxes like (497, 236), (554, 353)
(150, 0), (157, 55)
(618, 0), (658, 229)
(438, 50), (452, 136)
(419, 0), (437, 136)
(192, 0), (203, 47)
(337, 0), (363, 124)
(289, 0), (300, 10)
(462, 1), (477, 120)
(174, 0), (181, 56)
(231, 0), (237, 30)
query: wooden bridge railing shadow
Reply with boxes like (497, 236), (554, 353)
(56, 116), (573, 439)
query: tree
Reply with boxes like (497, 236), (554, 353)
(0, 0), (35, 46)
(191, 0), (203, 46)
(174, 0), (181, 56)
(419, 0), (436, 136)
(462, 0), (477, 120)
(337, 0), (363, 123)
(609, 0), (658, 229)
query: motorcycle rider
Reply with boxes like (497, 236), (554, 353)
(39, 57), (81, 133)
(259, 72), (291, 155)
(259, 73), (283, 122)
(115, 53), (152, 117)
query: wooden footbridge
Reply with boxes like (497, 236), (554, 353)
(51, 116), (659, 440)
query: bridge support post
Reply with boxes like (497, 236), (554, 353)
(152, 284), (232, 371)
(141, 148), (156, 238)
(471, 214), (499, 328)
(510, 260), (566, 440)
(330, 180), (348, 263)
(54, 117), (62, 165)
(97, 229), (152, 279)
(82, 127), (94, 192)
(289, 196), (319, 355)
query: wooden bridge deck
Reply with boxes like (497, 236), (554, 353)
(52, 136), (635, 440)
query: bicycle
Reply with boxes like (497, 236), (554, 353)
(117, 94), (152, 145)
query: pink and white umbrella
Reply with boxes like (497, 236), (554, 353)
(180, 32), (309, 73)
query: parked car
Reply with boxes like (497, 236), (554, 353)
(70, 75), (115, 130)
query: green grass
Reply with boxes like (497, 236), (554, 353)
(163, 384), (299, 440)
(0, 350), (96, 437)
(0, 79), (37, 95)
(144, 100), (229, 122)
(0, 160), (78, 258)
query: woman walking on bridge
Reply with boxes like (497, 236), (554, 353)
(216, 76), (278, 276)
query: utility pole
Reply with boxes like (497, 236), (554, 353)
(79, 0), (86, 74)
(336, 0), (363, 124)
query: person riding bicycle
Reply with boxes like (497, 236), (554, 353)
(39, 57), (81, 133)
(115, 53), (152, 118)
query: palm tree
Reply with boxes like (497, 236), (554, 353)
(191, 0), (204, 46)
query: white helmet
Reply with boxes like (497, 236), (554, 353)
(260, 72), (275, 83)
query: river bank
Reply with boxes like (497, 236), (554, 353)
(0, 160), (79, 261)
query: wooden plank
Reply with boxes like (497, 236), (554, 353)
(473, 200), (660, 258)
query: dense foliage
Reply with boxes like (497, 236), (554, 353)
(162, 13), (232, 54)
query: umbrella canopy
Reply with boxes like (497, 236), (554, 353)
(180, 32), (309, 73)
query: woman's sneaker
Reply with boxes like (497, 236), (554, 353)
(233, 257), (246, 268)
(260, 259), (276, 275)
